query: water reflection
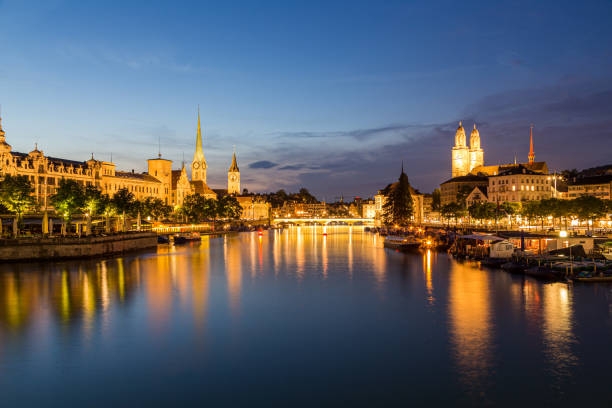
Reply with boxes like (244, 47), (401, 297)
(448, 262), (493, 396)
(0, 227), (610, 407)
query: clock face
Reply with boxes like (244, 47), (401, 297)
(193, 163), (199, 169)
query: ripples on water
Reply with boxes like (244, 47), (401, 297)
(0, 226), (611, 407)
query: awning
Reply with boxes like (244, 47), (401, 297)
(459, 234), (504, 241)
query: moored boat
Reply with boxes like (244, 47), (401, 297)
(384, 235), (420, 251)
(524, 266), (564, 281)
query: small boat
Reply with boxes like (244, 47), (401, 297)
(480, 257), (507, 268)
(157, 235), (170, 244)
(384, 235), (420, 251)
(524, 266), (564, 281)
(501, 261), (526, 274)
(573, 275), (612, 283)
(173, 235), (188, 245)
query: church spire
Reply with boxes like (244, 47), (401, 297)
(528, 124), (535, 164)
(194, 107), (205, 160)
(0, 107), (5, 141)
(229, 151), (239, 172)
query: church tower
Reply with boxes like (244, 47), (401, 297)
(528, 124), (535, 164)
(451, 122), (470, 178)
(469, 123), (484, 172)
(191, 110), (207, 183)
(227, 151), (240, 195)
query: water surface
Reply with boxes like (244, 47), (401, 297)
(1, 226), (611, 407)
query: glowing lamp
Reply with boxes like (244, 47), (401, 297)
(559, 230), (568, 238)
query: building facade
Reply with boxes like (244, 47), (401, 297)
(0, 113), (238, 211)
(487, 165), (552, 203)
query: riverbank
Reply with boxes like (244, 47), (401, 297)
(0, 232), (158, 262)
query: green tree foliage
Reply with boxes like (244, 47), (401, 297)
(217, 195), (242, 219)
(50, 179), (85, 222)
(440, 202), (464, 226)
(455, 185), (473, 208)
(382, 170), (414, 225)
(180, 194), (217, 223)
(0, 175), (35, 221)
(499, 201), (520, 228)
(112, 188), (135, 231)
(141, 197), (172, 221)
(431, 188), (441, 211)
(83, 185), (105, 216)
(468, 202), (496, 223)
(572, 195), (607, 231)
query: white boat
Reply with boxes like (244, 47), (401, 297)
(384, 235), (420, 251)
(599, 242), (612, 260)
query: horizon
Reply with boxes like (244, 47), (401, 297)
(1, 1), (611, 199)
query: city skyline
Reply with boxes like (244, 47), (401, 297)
(1, 1), (612, 198)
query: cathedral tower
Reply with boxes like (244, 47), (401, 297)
(451, 122), (470, 177)
(227, 151), (240, 195)
(469, 123), (484, 172)
(191, 110), (207, 183)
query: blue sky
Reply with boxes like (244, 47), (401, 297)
(1, 0), (611, 199)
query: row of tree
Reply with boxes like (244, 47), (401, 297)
(0, 175), (243, 234)
(441, 196), (612, 231)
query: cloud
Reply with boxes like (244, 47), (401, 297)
(248, 160), (278, 169)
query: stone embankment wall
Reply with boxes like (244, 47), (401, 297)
(0, 232), (158, 262)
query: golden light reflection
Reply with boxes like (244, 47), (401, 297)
(424, 249), (434, 304)
(225, 236), (243, 314)
(541, 284), (577, 377)
(448, 262), (492, 391)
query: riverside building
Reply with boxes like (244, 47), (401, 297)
(0, 112), (241, 210)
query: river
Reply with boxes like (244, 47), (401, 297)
(0, 226), (611, 407)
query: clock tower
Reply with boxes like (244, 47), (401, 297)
(227, 151), (240, 195)
(191, 110), (207, 183)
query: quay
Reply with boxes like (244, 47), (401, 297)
(0, 232), (158, 262)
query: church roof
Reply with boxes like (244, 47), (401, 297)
(441, 174), (489, 185)
(190, 180), (217, 197)
(115, 171), (161, 183)
(492, 164), (542, 177)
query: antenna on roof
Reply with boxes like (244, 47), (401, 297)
(110, 152), (113, 163)
(158, 135), (161, 158)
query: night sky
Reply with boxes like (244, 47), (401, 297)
(1, 0), (611, 200)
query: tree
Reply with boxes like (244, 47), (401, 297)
(572, 195), (607, 232)
(382, 169), (414, 225)
(499, 202), (520, 230)
(432, 188), (441, 211)
(83, 185), (105, 216)
(180, 194), (216, 223)
(441, 202), (464, 226)
(456, 185), (473, 208)
(141, 197), (172, 221)
(50, 179), (86, 234)
(0, 175), (35, 229)
(520, 201), (539, 229)
(468, 202), (495, 225)
(112, 188), (135, 232)
(217, 195), (243, 219)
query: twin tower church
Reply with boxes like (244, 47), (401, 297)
(451, 121), (484, 178)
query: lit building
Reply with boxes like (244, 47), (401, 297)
(452, 122), (483, 178)
(362, 201), (376, 218)
(0, 112), (241, 210)
(487, 165), (552, 203)
(235, 196), (270, 220)
(567, 175), (612, 200)
(440, 174), (489, 206)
